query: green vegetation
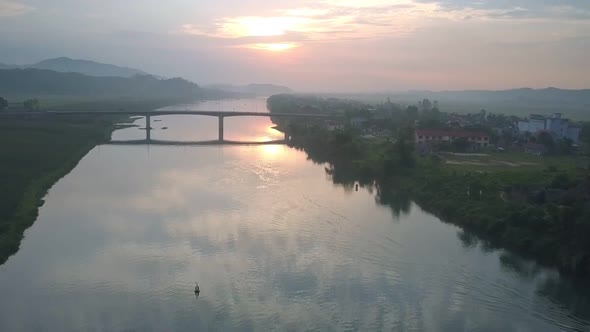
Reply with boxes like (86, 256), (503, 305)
(269, 94), (590, 276)
(0, 97), (7, 110)
(0, 116), (119, 264)
(23, 98), (40, 111)
(0, 64), (229, 264)
(0, 95), (180, 264)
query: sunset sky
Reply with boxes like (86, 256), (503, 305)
(1, 0), (589, 91)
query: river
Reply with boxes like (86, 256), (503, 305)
(0, 98), (589, 331)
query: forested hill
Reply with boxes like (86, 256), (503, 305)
(0, 69), (208, 99)
(0, 57), (148, 77)
(28, 57), (148, 78)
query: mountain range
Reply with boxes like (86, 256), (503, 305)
(0, 57), (147, 78)
(0, 68), (207, 99)
(0, 57), (294, 97)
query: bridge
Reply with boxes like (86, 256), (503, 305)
(0, 110), (340, 143)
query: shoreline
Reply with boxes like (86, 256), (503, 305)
(0, 98), (190, 265)
(285, 131), (590, 276)
(0, 117), (116, 265)
(266, 94), (590, 276)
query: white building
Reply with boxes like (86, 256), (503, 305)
(518, 113), (580, 143)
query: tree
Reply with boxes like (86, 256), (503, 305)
(420, 98), (432, 111)
(581, 122), (590, 154)
(23, 99), (40, 111)
(0, 97), (7, 111)
(538, 131), (555, 150)
(557, 138), (573, 155)
(405, 106), (418, 121)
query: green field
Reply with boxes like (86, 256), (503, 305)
(439, 152), (590, 172)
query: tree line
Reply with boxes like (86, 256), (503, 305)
(0, 97), (41, 111)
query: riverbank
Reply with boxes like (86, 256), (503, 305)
(283, 125), (590, 276)
(0, 97), (191, 265)
(0, 116), (119, 264)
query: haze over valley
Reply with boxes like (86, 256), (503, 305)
(1, 1), (590, 331)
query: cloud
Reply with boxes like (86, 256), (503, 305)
(416, 0), (590, 21)
(179, 0), (446, 44)
(178, 0), (590, 49)
(0, 0), (33, 17)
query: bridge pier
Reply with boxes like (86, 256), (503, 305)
(218, 116), (224, 141)
(145, 114), (151, 141)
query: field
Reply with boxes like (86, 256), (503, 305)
(439, 152), (589, 172)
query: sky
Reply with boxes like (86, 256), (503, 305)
(0, 0), (589, 91)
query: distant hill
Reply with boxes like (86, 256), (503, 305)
(328, 88), (590, 119)
(397, 88), (590, 105)
(28, 57), (148, 77)
(0, 68), (206, 99)
(205, 83), (292, 96)
(0, 63), (18, 70)
(0, 57), (148, 78)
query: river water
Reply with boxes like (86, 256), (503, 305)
(1, 98), (589, 331)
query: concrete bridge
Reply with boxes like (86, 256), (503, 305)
(0, 110), (339, 143)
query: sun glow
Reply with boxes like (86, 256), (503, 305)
(262, 144), (283, 155)
(247, 43), (298, 52)
(220, 16), (308, 37)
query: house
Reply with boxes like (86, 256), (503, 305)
(415, 129), (490, 149)
(518, 113), (580, 143)
(523, 143), (546, 156)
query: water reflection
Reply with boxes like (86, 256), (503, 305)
(294, 126), (590, 331)
(113, 98), (283, 143)
(0, 99), (589, 331)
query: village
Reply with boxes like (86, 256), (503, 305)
(304, 97), (585, 157)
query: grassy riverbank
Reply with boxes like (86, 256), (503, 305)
(0, 116), (119, 264)
(285, 125), (590, 275)
(0, 96), (191, 264)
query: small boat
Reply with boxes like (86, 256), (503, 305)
(194, 283), (200, 294)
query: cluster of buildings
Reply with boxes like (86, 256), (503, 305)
(329, 106), (582, 155)
(517, 113), (580, 144)
(414, 112), (581, 155)
(414, 129), (490, 152)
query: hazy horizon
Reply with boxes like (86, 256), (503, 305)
(1, 0), (589, 92)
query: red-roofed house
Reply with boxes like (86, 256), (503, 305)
(415, 129), (490, 150)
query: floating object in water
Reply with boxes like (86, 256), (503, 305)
(194, 283), (200, 294)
